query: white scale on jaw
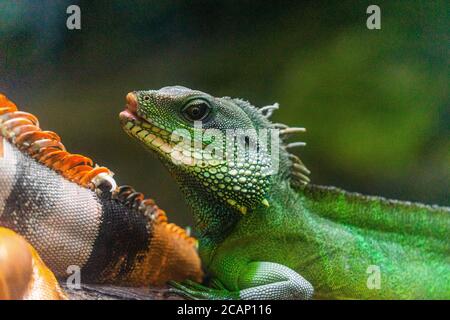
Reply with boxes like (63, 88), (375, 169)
(123, 106), (229, 168)
(125, 121), (205, 167)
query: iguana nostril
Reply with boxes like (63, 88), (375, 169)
(126, 92), (138, 113)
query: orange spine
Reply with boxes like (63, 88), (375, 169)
(0, 94), (110, 189)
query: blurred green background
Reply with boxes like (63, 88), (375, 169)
(1, 1), (448, 227)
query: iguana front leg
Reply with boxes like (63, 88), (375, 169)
(170, 262), (314, 300)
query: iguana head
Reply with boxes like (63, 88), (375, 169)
(120, 86), (309, 218)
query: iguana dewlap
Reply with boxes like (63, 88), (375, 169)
(0, 94), (203, 299)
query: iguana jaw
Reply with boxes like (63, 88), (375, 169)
(119, 93), (176, 159)
(120, 92), (203, 168)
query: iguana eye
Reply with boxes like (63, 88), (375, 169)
(143, 95), (150, 101)
(182, 99), (211, 121)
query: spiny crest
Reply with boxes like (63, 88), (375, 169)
(227, 97), (310, 188)
(256, 102), (310, 188)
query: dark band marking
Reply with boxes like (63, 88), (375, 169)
(81, 193), (152, 283)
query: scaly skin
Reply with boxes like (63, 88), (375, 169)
(120, 86), (449, 299)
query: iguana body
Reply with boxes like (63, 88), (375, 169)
(0, 94), (202, 299)
(119, 86), (450, 299)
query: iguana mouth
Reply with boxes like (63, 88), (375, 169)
(119, 92), (144, 124)
(119, 93), (180, 159)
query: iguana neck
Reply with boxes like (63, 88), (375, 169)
(164, 161), (242, 240)
(180, 184), (242, 239)
(173, 164), (294, 241)
(172, 168), (297, 266)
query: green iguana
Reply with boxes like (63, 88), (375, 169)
(119, 86), (450, 300)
